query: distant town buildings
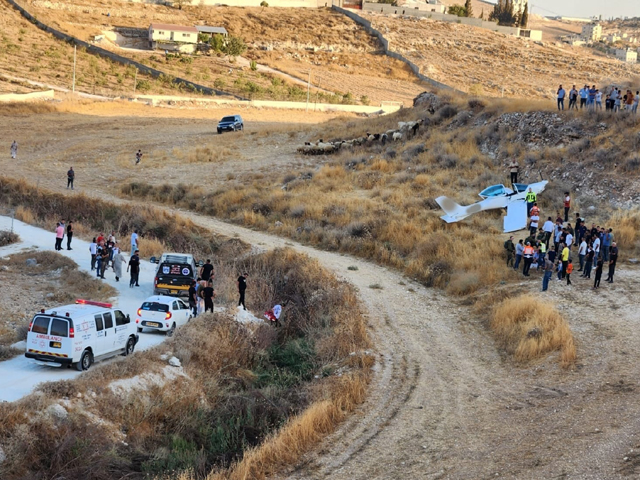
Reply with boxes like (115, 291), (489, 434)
(398, 0), (445, 13)
(581, 23), (602, 42)
(615, 48), (638, 63)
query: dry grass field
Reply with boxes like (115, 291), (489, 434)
(3, 92), (640, 477)
(362, 12), (639, 98)
(15, 0), (424, 104)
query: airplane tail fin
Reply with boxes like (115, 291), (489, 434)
(435, 196), (464, 219)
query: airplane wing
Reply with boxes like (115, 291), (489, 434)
(503, 200), (528, 233)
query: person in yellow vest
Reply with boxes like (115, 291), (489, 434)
(526, 188), (537, 217)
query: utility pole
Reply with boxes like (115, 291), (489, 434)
(72, 44), (76, 93)
(133, 68), (138, 94)
(306, 70), (310, 112)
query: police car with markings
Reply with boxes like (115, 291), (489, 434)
(151, 253), (198, 297)
(25, 299), (138, 371)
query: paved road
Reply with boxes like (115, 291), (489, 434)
(0, 216), (168, 402)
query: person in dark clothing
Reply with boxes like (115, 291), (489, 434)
(606, 242), (618, 283)
(504, 236), (515, 267)
(582, 247), (594, 278)
(67, 167), (75, 189)
(128, 250), (140, 287)
(95, 244), (104, 278)
(99, 248), (109, 279)
(188, 280), (198, 317)
(66, 221), (74, 250)
(237, 272), (248, 310)
(200, 259), (214, 282)
(203, 281), (215, 313)
(593, 259), (603, 288)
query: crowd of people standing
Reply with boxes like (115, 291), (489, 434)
(504, 192), (619, 292)
(557, 84), (639, 113)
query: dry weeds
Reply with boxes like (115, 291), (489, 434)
(491, 294), (576, 367)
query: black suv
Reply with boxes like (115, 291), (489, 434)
(217, 115), (244, 134)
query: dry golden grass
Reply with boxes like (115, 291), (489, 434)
(204, 373), (369, 480)
(491, 294), (576, 367)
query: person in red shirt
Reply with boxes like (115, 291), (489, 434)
(96, 232), (105, 244)
(563, 192), (571, 222)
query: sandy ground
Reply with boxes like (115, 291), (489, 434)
(3, 106), (640, 477)
(0, 217), (170, 402)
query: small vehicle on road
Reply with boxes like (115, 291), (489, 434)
(25, 299), (138, 371)
(217, 114), (244, 134)
(151, 253), (197, 297)
(135, 295), (191, 336)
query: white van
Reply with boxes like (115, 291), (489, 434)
(25, 299), (139, 371)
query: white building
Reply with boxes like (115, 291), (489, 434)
(616, 48), (638, 63)
(149, 23), (199, 53)
(399, 0), (445, 13)
(581, 23), (602, 42)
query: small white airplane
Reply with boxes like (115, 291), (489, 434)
(435, 180), (548, 233)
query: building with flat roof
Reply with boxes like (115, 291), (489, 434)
(149, 23), (198, 52)
(581, 23), (602, 42)
(616, 48), (638, 63)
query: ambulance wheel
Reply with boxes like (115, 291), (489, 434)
(123, 337), (136, 356)
(76, 349), (93, 371)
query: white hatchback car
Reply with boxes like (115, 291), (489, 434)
(136, 295), (191, 336)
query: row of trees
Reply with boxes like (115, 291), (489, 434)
(447, 0), (529, 28)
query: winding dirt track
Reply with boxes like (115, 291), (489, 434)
(153, 207), (640, 480)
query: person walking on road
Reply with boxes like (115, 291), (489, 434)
(66, 221), (74, 250)
(113, 250), (126, 282)
(561, 243), (570, 279)
(606, 242), (618, 283)
(67, 167), (75, 190)
(10, 141), (17, 160)
(237, 272), (248, 310)
(130, 229), (139, 255)
(54, 222), (64, 251)
(578, 238), (587, 272)
(128, 249), (140, 287)
(98, 247), (109, 279)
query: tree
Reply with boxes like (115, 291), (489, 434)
(448, 4), (467, 17)
(464, 0), (473, 18)
(489, 0), (517, 26)
(479, 8), (484, 20)
(520, 2), (529, 28)
(223, 36), (247, 59)
(260, 0), (268, 8)
(209, 34), (225, 53)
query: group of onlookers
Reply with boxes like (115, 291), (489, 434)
(88, 230), (140, 287)
(504, 193), (619, 292)
(557, 84), (639, 113)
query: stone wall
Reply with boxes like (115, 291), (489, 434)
(0, 90), (55, 102)
(332, 5), (457, 92)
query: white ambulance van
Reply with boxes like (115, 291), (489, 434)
(25, 299), (139, 371)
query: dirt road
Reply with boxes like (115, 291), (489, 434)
(135, 205), (638, 480)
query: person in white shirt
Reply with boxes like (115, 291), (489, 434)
(89, 238), (97, 271)
(542, 217), (554, 246)
(578, 239), (587, 271)
(595, 90), (602, 110)
(529, 214), (540, 236)
(633, 91), (639, 114)
(593, 236), (601, 260)
(565, 232), (573, 250)
(130, 230), (139, 255)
